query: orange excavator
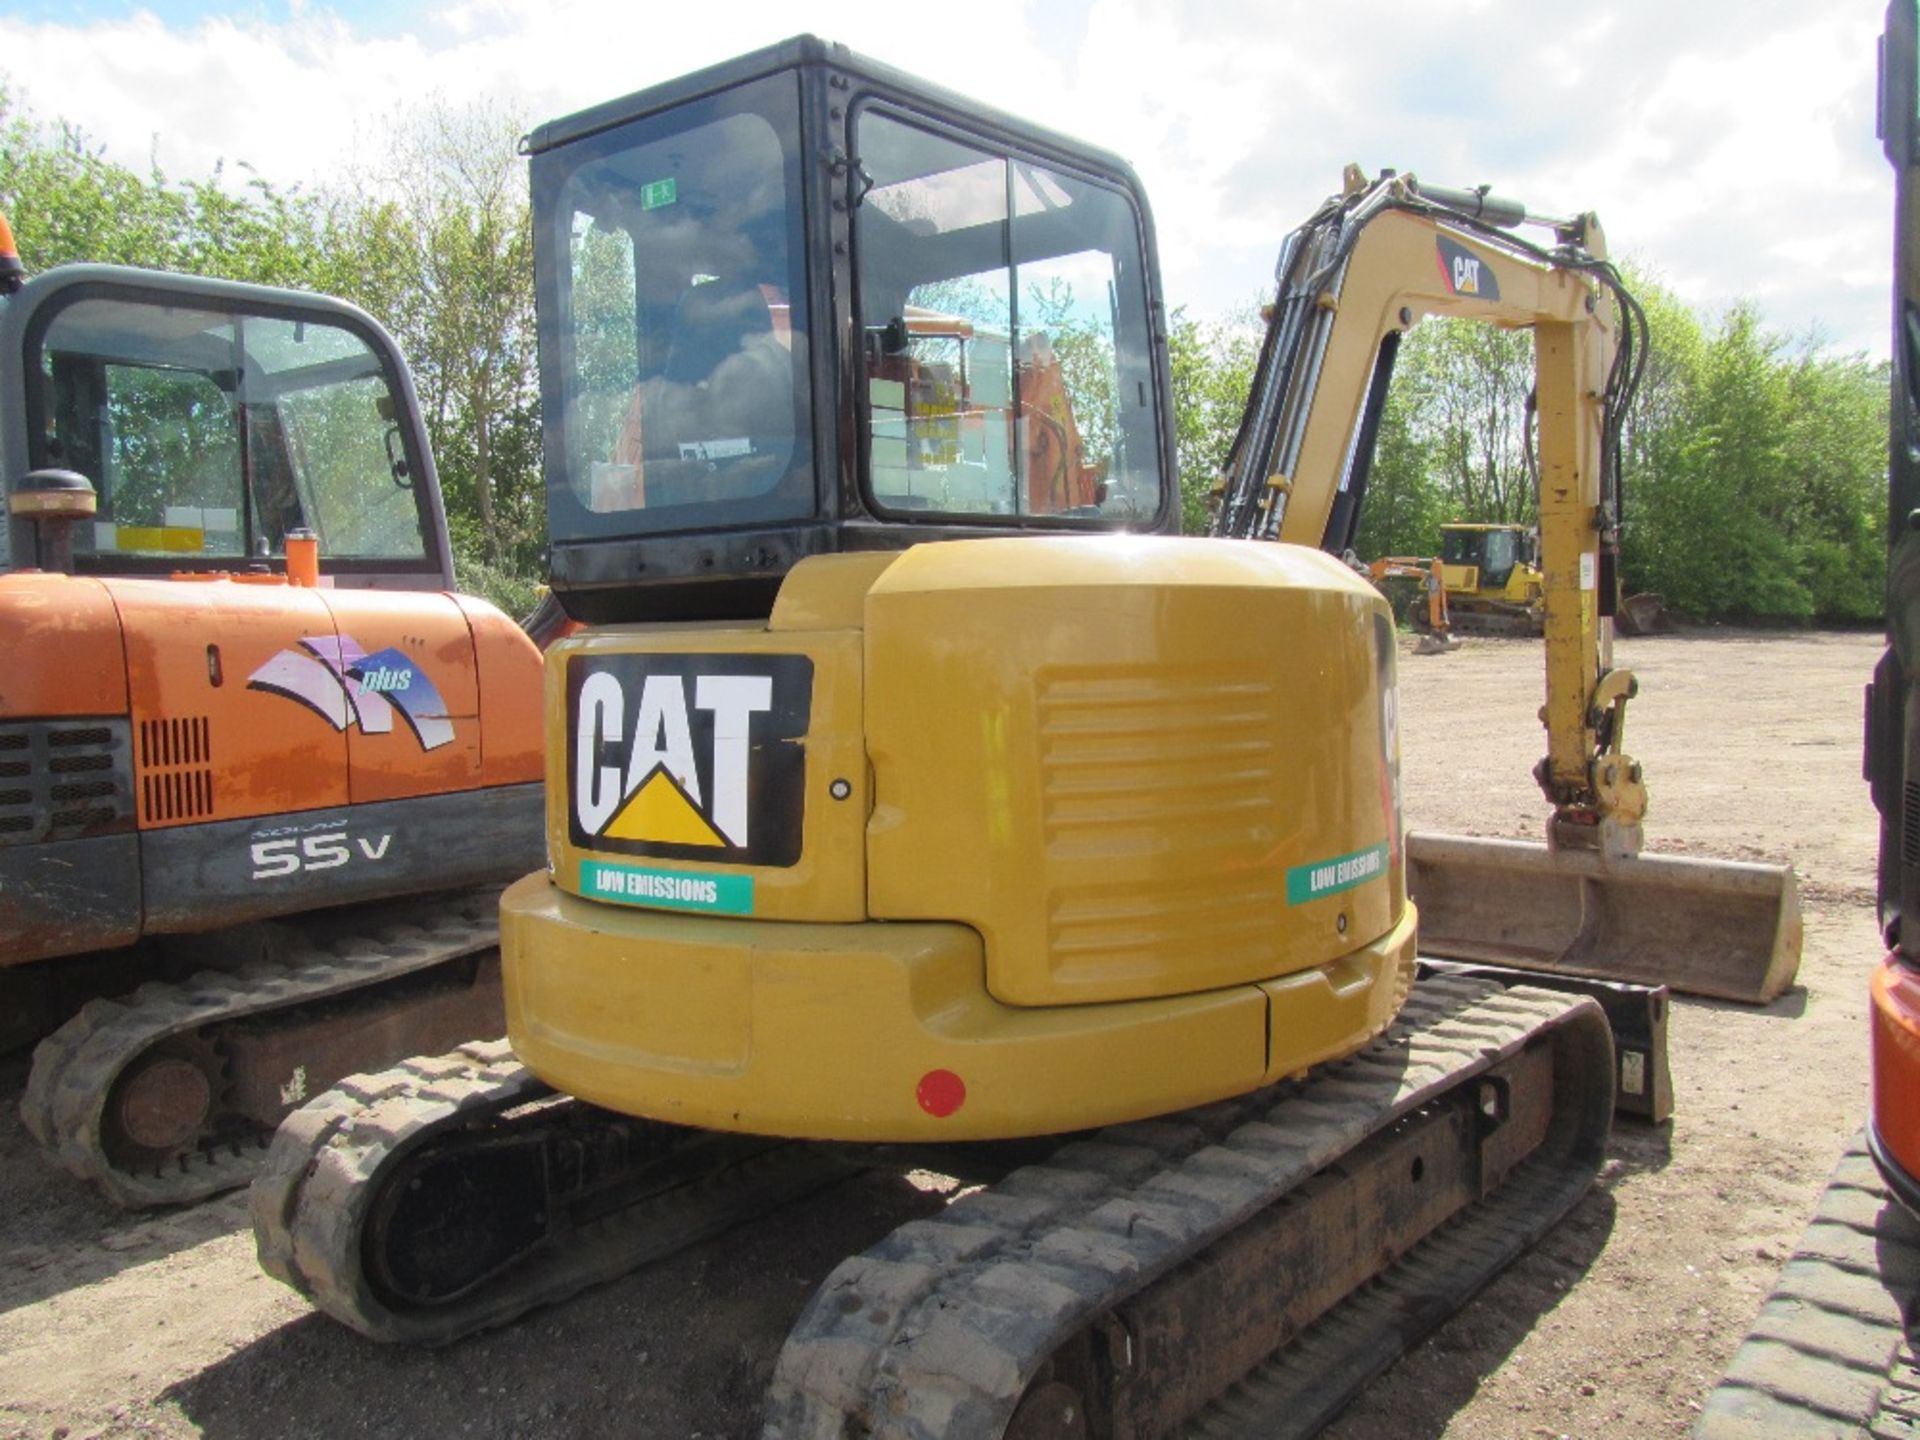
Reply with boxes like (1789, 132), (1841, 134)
(1362, 554), (1454, 647)
(1870, 0), (1920, 1218)
(0, 222), (547, 1206)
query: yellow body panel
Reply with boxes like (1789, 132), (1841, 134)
(509, 534), (1414, 1139)
(502, 871), (1415, 1139)
(864, 536), (1405, 1007)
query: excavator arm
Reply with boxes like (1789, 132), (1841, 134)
(1214, 168), (1645, 849)
(1215, 169), (1799, 1003)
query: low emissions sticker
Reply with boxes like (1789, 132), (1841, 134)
(580, 860), (753, 915)
(1286, 843), (1390, 905)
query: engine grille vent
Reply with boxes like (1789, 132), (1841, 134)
(139, 716), (215, 824)
(1905, 779), (1920, 866)
(1037, 664), (1284, 977)
(0, 719), (135, 846)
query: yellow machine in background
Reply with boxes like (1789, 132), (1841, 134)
(1438, 520), (1545, 635)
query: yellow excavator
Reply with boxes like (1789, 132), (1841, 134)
(254, 38), (1793, 1434)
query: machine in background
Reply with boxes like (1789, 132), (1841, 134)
(1870, 0), (1920, 1216)
(1, 241), (546, 1206)
(1436, 520), (1544, 634)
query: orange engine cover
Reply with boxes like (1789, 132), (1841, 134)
(0, 569), (545, 966)
(1871, 954), (1920, 1206)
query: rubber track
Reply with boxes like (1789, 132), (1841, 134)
(763, 976), (1610, 1440)
(1696, 1135), (1920, 1438)
(251, 1042), (861, 1346)
(1180, 1152), (1591, 1439)
(19, 890), (501, 1208)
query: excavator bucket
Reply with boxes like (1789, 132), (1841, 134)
(1407, 832), (1803, 1004)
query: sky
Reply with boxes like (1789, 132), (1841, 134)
(2, 0), (1900, 357)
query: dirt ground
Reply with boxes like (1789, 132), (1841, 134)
(0, 629), (1885, 1440)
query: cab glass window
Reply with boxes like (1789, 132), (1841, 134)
(1482, 528), (1517, 585)
(1440, 529), (1477, 566)
(540, 74), (812, 541)
(29, 295), (428, 565)
(852, 109), (1164, 523)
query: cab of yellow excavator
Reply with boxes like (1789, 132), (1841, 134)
(526, 35), (1179, 624)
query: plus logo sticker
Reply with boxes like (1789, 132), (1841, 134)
(568, 654), (812, 867)
(247, 635), (454, 751)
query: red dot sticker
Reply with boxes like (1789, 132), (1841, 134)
(915, 1069), (966, 1118)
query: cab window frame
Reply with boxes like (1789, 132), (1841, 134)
(847, 97), (1170, 532)
(19, 279), (442, 580)
(532, 69), (818, 547)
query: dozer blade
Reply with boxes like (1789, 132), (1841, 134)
(1406, 831), (1802, 1004)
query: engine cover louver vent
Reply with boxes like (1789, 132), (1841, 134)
(139, 716), (215, 824)
(0, 719), (136, 845)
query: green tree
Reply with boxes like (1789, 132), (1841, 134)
(1167, 306), (1260, 533)
(1780, 348), (1889, 620)
(1351, 369), (1447, 558)
(360, 100), (541, 582)
(1397, 317), (1537, 526)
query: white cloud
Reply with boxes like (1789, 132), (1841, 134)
(4, 0), (1896, 354)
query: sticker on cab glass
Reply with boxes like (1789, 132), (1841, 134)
(568, 653), (811, 868)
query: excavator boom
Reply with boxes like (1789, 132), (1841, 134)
(1213, 171), (1801, 1003)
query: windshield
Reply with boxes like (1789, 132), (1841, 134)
(539, 73), (812, 542)
(852, 109), (1164, 523)
(27, 294), (429, 567)
(1440, 529), (1483, 566)
(1481, 527), (1518, 585)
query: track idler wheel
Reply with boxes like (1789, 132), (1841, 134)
(100, 1037), (222, 1169)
